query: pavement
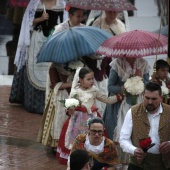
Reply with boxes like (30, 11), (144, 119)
(0, 78), (66, 170)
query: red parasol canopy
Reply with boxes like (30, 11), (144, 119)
(97, 30), (168, 58)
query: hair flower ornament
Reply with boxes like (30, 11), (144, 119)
(65, 5), (71, 11)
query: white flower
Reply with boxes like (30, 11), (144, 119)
(65, 98), (80, 109)
(68, 60), (84, 70)
(124, 76), (144, 95)
(161, 86), (169, 96)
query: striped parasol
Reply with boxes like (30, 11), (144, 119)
(9, 0), (30, 7)
(97, 30), (168, 58)
(37, 26), (112, 63)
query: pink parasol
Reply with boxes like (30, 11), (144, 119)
(97, 30), (168, 58)
(66, 0), (136, 11)
(9, 0), (30, 7)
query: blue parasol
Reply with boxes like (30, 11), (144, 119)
(37, 26), (112, 63)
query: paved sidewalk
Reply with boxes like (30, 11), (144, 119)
(0, 86), (66, 170)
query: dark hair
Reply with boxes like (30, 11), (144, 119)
(70, 149), (90, 170)
(156, 59), (169, 70)
(79, 67), (93, 79)
(69, 7), (84, 15)
(145, 82), (162, 95)
(88, 117), (104, 128)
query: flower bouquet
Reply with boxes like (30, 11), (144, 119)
(124, 76), (144, 105)
(59, 98), (80, 109)
(136, 137), (155, 165)
(139, 137), (155, 153)
(161, 86), (169, 104)
(59, 94), (80, 109)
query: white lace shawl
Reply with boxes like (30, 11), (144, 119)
(14, 0), (40, 71)
(110, 58), (150, 82)
(84, 135), (104, 154)
(14, 0), (65, 71)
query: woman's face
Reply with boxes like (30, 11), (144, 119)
(105, 11), (118, 20)
(79, 72), (94, 89)
(69, 10), (84, 26)
(88, 123), (104, 143)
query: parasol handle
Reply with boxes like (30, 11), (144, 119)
(43, 3), (48, 26)
(152, 0), (166, 78)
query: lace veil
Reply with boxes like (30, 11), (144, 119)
(70, 67), (82, 96)
(14, 0), (67, 71)
(14, 0), (40, 71)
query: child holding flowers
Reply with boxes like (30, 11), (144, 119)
(56, 67), (123, 165)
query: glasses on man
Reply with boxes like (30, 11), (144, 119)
(90, 129), (104, 135)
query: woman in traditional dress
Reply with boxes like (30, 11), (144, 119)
(104, 57), (150, 167)
(84, 10), (126, 117)
(67, 118), (120, 170)
(37, 7), (85, 148)
(9, 0), (65, 113)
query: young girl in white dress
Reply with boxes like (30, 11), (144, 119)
(57, 67), (123, 165)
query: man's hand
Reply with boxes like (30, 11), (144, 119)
(160, 142), (170, 154)
(134, 148), (146, 163)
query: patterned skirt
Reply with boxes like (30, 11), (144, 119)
(9, 67), (45, 114)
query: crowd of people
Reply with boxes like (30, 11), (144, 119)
(8, 0), (170, 170)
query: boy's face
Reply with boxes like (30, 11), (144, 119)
(156, 67), (169, 80)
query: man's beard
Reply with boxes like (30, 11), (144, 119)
(145, 104), (158, 112)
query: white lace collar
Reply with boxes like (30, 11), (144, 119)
(84, 135), (104, 154)
(110, 58), (150, 82)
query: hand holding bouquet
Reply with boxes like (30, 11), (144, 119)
(59, 95), (80, 115)
(65, 98), (80, 109)
(139, 137), (155, 153)
(135, 137), (155, 164)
